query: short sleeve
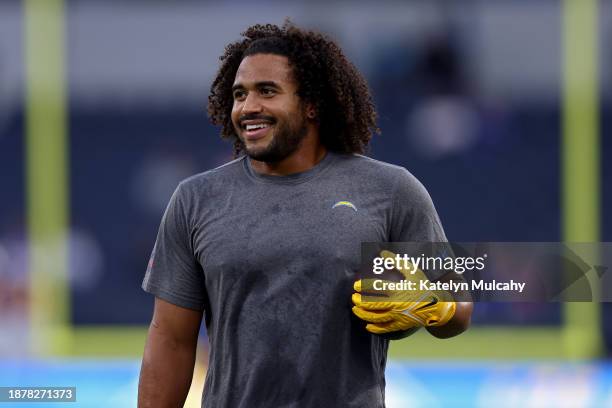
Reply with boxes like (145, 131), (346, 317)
(388, 168), (451, 282)
(389, 168), (447, 243)
(142, 182), (207, 311)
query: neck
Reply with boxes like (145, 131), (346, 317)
(249, 130), (327, 176)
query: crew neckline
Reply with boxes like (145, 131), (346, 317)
(243, 152), (337, 185)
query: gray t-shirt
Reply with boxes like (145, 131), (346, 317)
(142, 152), (446, 408)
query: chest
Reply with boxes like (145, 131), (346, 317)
(192, 184), (390, 281)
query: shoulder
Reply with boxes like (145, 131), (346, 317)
(176, 156), (245, 194)
(334, 153), (427, 194)
(338, 154), (436, 215)
(164, 157), (246, 214)
(335, 153), (412, 178)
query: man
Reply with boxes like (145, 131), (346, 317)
(139, 22), (472, 407)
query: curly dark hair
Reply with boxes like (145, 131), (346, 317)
(207, 21), (380, 157)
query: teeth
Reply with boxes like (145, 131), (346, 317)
(245, 124), (269, 131)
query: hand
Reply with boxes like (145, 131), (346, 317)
(352, 250), (456, 334)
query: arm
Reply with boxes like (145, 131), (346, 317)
(426, 301), (472, 339)
(138, 297), (203, 408)
(426, 272), (473, 339)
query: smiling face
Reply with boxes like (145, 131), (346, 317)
(231, 54), (310, 163)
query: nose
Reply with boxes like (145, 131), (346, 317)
(241, 93), (263, 114)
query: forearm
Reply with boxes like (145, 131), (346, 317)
(426, 301), (472, 339)
(138, 323), (198, 407)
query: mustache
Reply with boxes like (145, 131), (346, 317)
(238, 114), (276, 124)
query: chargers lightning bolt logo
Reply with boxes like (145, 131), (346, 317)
(332, 201), (358, 211)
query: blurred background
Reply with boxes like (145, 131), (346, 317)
(1, 0), (611, 406)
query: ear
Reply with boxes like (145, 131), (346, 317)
(306, 104), (317, 120)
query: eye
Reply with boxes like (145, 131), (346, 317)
(233, 89), (246, 101)
(260, 87), (276, 96)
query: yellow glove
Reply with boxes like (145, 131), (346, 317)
(352, 250), (456, 334)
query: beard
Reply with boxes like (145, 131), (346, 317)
(242, 115), (308, 163)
